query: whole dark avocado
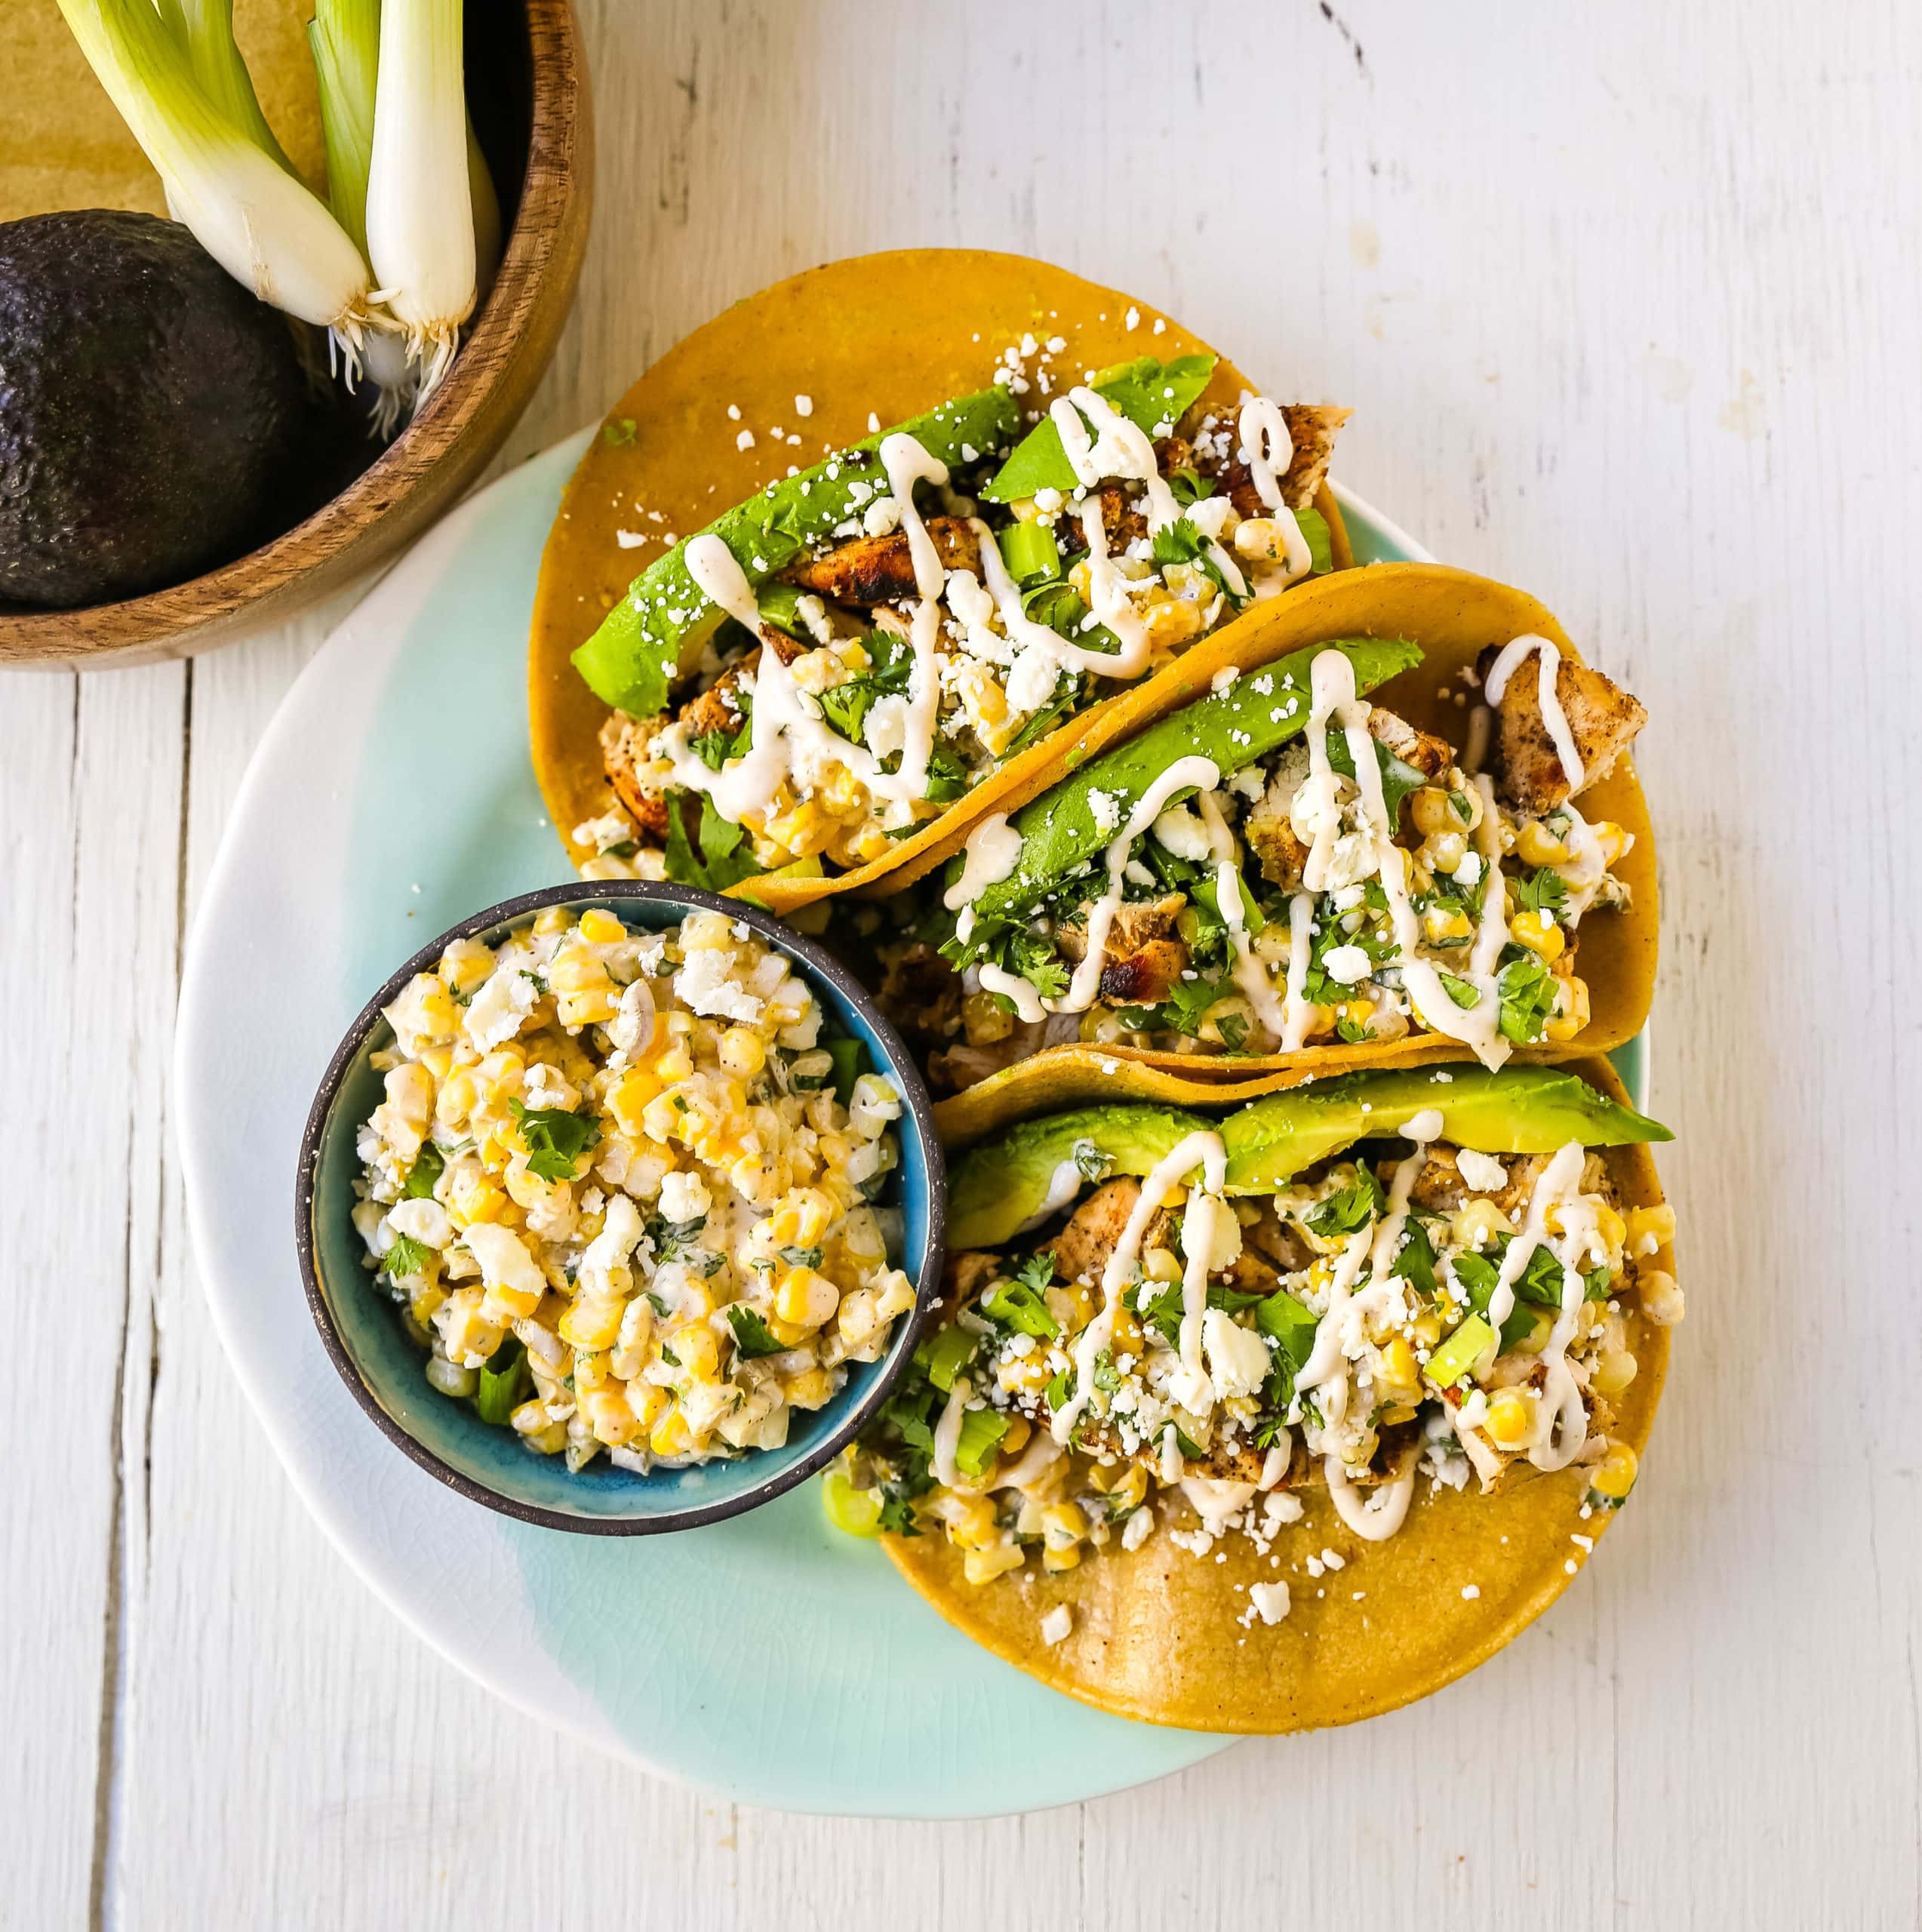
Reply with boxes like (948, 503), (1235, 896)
(0, 208), (308, 608)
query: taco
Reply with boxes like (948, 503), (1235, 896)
(527, 250), (1356, 913)
(829, 1058), (1679, 1730)
(836, 563), (1656, 1092)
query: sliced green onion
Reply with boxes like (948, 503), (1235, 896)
(57, 0), (379, 349)
(1426, 1314), (1496, 1389)
(366, 0), (475, 395)
(309, 0), (417, 434)
(308, 0), (380, 257)
(154, 0), (294, 176)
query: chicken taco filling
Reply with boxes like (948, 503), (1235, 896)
(853, 630), (1646, 1088)
(830, 1066), (1678, 1597)
(567, 352), (1348, 888)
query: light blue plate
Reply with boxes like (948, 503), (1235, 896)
(177, 433), (1647, 1817)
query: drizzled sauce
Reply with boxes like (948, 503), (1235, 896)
(1052, 1129), (1227, 1445)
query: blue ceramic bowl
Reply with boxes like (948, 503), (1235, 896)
(295, 881), (945, 1534)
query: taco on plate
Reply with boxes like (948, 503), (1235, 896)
(528, 250), (1355, 913)
(829, 1058), (1678, 1730)
(838, 564), (1655, 1092)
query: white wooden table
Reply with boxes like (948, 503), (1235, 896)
(12, 3), (1918, 1923)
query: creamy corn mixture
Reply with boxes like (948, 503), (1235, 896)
(837, 1130), (1678, 1598)
(353, 906), (915, 1472)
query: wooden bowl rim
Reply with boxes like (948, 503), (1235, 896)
(0, 0), (583, 661)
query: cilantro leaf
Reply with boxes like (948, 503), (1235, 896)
(403, 1142), (444, 1199)
(508, 1100), (601, 1181)
(1305, 1165), (1386, 1238)
(383, 1235), (432, 1279)
(1438, 970), (1484, 1011)
(1325, 731), (1427, 827)
(1515, 866), (1570, 915)
(1496, 952), (1559, 1044)
(725, 1305), (789, 1358)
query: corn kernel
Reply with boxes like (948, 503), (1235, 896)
(1592, 820), (1628, 864)
(783, 1365), (835, 1409)
(509, 1397), (553, 1437)
(607, 1067), (662, 1137)
(1041, 1542), (1083, 1574)
(1591, 1349), (1639, 1397)
(582, 1386), (641, 1446)
(1422, 905), (1475, 947)
(532, 907), (570, 937)
(1625, 1203), (1676, 1256)
(629, 1383), (669, 1432)
(717, 1026), (767, 1078)
(963, 1544), (1027, 1586)
(558, 1296), (624, 1351)
(579, 907), (626, 946)
(946, 1496), (1000, 1551)
(654, 1045), (695, 1082)
(1544, 973), (1591, 1042)
(1638, 1269), (1684, 1326)
(1452, 1198), (1515, 1248)
(1486, 1389), (1536, 1448)
(1593, 1203), (1628, 1254)
(1515, 820), (1570, 866)
(1411, 786), (1460, 837)
(1040, 1502), (1087, 1551)
(1590, 1441), (1640, 1500)
(649, 1404), (693, 1457)
(1511, 907), (1567, 963)
(1376, 1337), (1420, 1403)
(667, 1324), (720, 1380)
(997, 1353), (1055, 1396)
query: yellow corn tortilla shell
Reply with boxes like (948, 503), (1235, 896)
(886, 1054), (1674, 1733)
(527, 248), (1351, 909)
(899, 562), (1656, 1113)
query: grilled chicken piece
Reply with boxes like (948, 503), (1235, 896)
(1041, 1177), (1141, 1288)
(786, 518), (982, 604)
(600, 713), (672, 838)
(597, 626), (807, 837)
(875, 940), (964, 1042)
(1210, 404), (1352, 517)
(944, 1250), (1004, 1307)
(1477, 645), (1647, 815)
(1053, 894), (1192, 1003)
(1368, 708), (1455, 782)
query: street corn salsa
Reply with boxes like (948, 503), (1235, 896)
(568, 352), (1348, 889)
(832, 1069), (1678, 1598)
(351, 906), (916, 1472)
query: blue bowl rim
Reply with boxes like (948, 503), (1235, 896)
(294, 878), (947, 1537)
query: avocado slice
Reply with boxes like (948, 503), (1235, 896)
(955, 634), (1422, 948)
(947, 1104), (1213, 1250)
(1219, 1065), (1671, 1194)
(979, 355), (1216, 503)
(571, 385), (1023, 718)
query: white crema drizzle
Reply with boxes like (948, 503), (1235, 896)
(1482, 633), (1584, 792)
(1237, 394), (1315, 586)
(1051, 1129), (1227, 1447)
(1301, 648), (1514, 1068)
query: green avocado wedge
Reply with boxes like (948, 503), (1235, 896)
(946, 1105), (1213, 1250)
(954, 634), (1422, 948)
(943, 1067), (1669, 1251)
(572, 385), (1022, 718)
(979, 354), (1217, 503)
(1218, 1065), (1671, 1193)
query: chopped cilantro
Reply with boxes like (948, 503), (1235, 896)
(1305, 1165), (1386, 1238)
(508, 1100), (601, 1181)
(383, 1235), (431, 1279)
(402, 1142), (444, 1199)
(1438, 970), (1483, 1010)
(1515, 866), (1570, 914)
(725, 1306), (788, 1358)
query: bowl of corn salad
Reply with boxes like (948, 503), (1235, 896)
(297, 881), (943, 1532)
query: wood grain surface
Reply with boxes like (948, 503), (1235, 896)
(7, 2), (1917, 1925)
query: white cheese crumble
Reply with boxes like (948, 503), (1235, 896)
(1040, 1604), (1073, 1647)
(1248, 1580), (1291, 1626)
(1455, 1149), (1509, 1192)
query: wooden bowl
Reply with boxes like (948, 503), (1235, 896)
(0, 0), (592, 670)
